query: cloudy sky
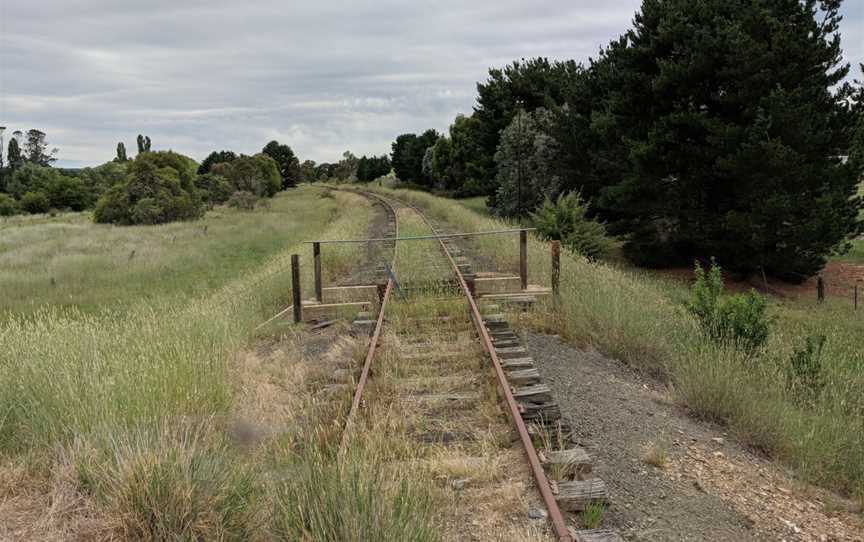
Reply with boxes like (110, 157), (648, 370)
(1, 1), (862, 168)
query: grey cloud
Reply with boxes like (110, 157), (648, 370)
(1, 0), (861, 168)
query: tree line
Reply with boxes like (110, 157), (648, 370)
(387, 0), (864, 280)
(0, 133), (307, 225)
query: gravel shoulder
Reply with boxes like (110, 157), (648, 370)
(523, 332), (864, 542)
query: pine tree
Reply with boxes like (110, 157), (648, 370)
(7, 138), (23, 171)
(23, 129), (57, 166)
(581, 0), (862, 279)
(115, 142), (128, 162)
(262, 141), (301, 187)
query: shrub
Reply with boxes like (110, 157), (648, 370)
(689, 260), (770, 351)
(194, 173), (234, 205)
(20, 191), (50, 214)
(7, 162), (62, 199)
(715, 290), (770, 352)
(45, 175), (91, 211)
(0, 193), (19, 216)
(213, 154), (282, 198)
(93, 151), (204, 225)
(531, 191), (611, 260)
(78, 161), (127, 199)
(787, 334), (826, 403)
(227, 191), (258, 211)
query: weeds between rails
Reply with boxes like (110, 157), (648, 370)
(336, 196), (574, 541)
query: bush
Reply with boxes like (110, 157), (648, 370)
(194, 173), (234, 206)
(7, 162), (61, 199)
(20, 191), (50, 214)
(213, 154), (282, 198)
(787, 334), (826, 403)
(0, 194), (19, 216)
(93, 151), (204, 225)
(45, 175), (91, 211)
(227, 191), (258, 211)
(78, 161), (127, 199)
(689, 260), (770, 351)
(531, 192), (611, 260)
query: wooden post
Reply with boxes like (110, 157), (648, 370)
(817, 275), (825, 304)
(313, 242), (322, 303)
(551, 240), (561, 300)
(291, 254), (302, 323)
(519, 230), (528, 290)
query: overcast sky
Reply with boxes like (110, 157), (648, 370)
(1, 1), (862, 168)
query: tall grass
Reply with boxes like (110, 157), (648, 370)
(370, 186), (864, 499)
(0, 189), (371, 453)
(271, 446), (439, 542)
(0, 186), (337, 316)
(0, 188), (399, 539)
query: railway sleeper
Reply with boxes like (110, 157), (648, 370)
(494, 346), (529, 359)
(552, 478), (609, 512)
(501, 357), (535, 370)
(505, 368), (541, 386)
(490, 330), (519, 340)
(540, 446), (593, 480)
(518, 401), (562, 422)
(491, 338), (522, 348)
(512, 384), (553, 404)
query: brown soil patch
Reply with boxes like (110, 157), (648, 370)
(652, 262), (864, 303)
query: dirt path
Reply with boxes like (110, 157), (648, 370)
(523, 332), (864, 542)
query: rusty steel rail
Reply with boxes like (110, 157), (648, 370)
(405, 201), (574, 542)
(337, 190), (573, 541)
(338, 191), (398, 452)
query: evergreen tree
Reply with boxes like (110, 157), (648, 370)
(390, 130), (439, 187)
(472, 58), (578, 195)
(7, 138), (22, 171)
(23, 129), (57, 166)
(579, 0), (862, 279)
(493, 108), (561, 217)
(198, 150), (237, 174)
(115, 142), (128, 162)
(262, 141), (301, 187)
(136, 134), (152, 153)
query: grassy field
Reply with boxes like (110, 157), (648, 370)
(369, 186), (864, 502)
(0, 186), (397, 540)
(0, 186), (348, 316)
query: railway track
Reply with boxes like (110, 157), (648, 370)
(339, 191), (621, 542)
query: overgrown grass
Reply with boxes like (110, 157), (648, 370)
(271, 445), (439, 542)
(0, 185), (338, 316)
(368, 186), (864, 499)
(0, 188), (414, 539)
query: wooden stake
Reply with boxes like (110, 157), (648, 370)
(313, 242), (322, 303)
(291, 254), (302, 323)
(817, 275), (825, 304)
(551, 240), (561, 300)
(520, 229), (528, 290)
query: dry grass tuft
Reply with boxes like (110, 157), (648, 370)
(641, 440), (668, 469)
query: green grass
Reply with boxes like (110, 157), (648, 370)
(368, 185), (864, 500)
(455, 196), (491, 217)
(0, 185), (339, 316)
(0, 187), (407, 539)
(831, 238), (864, 263)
